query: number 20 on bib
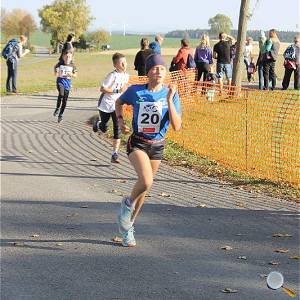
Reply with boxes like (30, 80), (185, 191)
(137, 102), (162, 133)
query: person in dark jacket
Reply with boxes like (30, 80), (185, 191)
(262, 29), (280, 90)
(282, 34), (300, 90)
(256, 31), (267, 90)
(59, 33), (75, 63)
(134, 38), (153, 76)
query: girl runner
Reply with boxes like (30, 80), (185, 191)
(115, 54), (182, 247)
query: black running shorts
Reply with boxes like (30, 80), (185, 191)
(126, 134), (166, 160)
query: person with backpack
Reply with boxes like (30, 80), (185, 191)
(3, 35), (30, 94)
(171, 39), (194, 73)
(194, 34), (213, 81)
(282, 34), (300, 90)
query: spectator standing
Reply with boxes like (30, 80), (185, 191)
(4, 35), (30, 94)
(282, 34), (300, 90)
(243, 37), (254, 82)
(262, 29), (280, 90)
(194, 34), (213, 81)
(172, 38), (194, 72)
(256, 31), (267, 90)
(134, 38), (153, 76)
(149, 35), (164, 54)
(213, 32), (235, 89)
(59, 33), (75, 63)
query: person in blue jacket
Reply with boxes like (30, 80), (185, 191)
(149, 35), (164, 54)
(115, 54), (182, 247)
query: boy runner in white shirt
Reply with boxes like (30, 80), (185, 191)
(93, 53), (129, 163)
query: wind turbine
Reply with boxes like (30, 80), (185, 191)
(123, 23), (128, 36)
(109, 23), (116, 36)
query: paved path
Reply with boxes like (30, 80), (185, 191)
(1, 89), (299, 300)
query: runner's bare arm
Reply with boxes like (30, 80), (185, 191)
(115, 99), (130, 134)
(167, 83), (182, 131)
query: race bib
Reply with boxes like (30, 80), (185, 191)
(137, 102), (162, 134)
(58, 65), (73, 78)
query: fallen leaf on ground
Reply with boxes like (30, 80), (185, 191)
(272, 233), (292, 238)
(196, 204), (206, 208)
(269, 261), (279, 265)
(110, 189), (119, 193)
(159, 192), (171, 197)
(111, 236), (122, 243)
(221, 288), (238, 293)
(289, 256), (300, 260)
(274, 249), (289, 253)
(238, 256), (247, 260)
(282, 287), (297, 298)
(13, 242), (25, 247)
(235, 202), (247, 207)
(31, 234), (39, 238)
(66, 213), (79, 217)
(115, 179), (128, 183)
(221, 245), (233, 251)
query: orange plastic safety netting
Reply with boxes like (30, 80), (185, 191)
(125, 69), (300, 187)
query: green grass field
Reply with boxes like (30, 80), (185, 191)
(30, 31), (52, 47)
(0, 52), (176, 95)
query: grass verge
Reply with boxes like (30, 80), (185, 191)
(88, 115), (299, 203)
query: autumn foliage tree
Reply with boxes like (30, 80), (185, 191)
(1, 8), (37, 41)
(39, 0), (93, 52)
(90, 30), (110, 50)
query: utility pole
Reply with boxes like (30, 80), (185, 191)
(232, 0), (251, 87)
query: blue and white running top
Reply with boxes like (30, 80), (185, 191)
(119, 84), (181, 140)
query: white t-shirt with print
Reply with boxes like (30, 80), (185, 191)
(98, 70), (130, 113)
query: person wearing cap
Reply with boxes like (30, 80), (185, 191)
(149, 35), (164, 54)
(115, 54), (182, 247)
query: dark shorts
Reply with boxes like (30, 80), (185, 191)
(126, 134), (166, 160)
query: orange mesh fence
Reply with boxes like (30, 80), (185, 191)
(126, 69), (300, 187)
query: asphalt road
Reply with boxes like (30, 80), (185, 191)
(1, 88), (299, 300)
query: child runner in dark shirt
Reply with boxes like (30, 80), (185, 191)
(53, 50), (77, 123)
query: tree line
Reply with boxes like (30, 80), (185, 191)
(165, 29), (298, 43)
(1, 0), (109, 52)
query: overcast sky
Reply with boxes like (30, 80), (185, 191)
(2, 0), (299, 33)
